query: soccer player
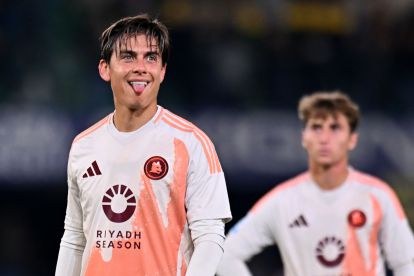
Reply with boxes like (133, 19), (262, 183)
(55, 14), (232, 276)
(217, 91), (414, 276)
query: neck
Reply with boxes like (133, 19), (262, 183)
(309, 160), (349, 190)
(113, 105), (158, 132)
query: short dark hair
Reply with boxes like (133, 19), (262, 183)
(298, 91), (360, 132)
(99, 14), (170, 65)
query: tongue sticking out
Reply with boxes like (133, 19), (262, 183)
(131, 83), (146, 94)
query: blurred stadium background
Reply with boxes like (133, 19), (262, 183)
(2, 0), (414, 275)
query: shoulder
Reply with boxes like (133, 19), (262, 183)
(157, 108), (210, 140)
(349, 169), (395, 195)
(157, 108), (217, 152)
(158, 108), (222, 173)
(250, 171), (310, 213)
(349, 169), (405, 219)
(72, 113), (112, 145)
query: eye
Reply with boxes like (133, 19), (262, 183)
(146, 53), (158, 63)
(310, 124), (322, 131)
(331, 124), (341, 131)
(120, 53), (134, 61)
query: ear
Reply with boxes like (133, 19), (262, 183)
(98, 59), (111, 82)
(159, 64), (167, 83)
(301, 129), (307, 149)
(348, 132), (358, 151)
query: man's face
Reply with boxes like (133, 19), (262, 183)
(302, 113), (358, 168)
(98, 34), (166, 112)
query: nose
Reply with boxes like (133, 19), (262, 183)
(319, 129), (331, 144)
(132, 58), (147, 74)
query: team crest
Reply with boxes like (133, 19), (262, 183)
(144, 156), (169, 180)
(348, 209), (366, 228)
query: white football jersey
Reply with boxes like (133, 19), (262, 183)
(62, 106), (231, 275)
(221, 169), (414, 276)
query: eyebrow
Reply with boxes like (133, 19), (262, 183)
(144, 50), (160, 56)
(329, 122), (341, 128)
(118, 49), (160, 57)
(118, 49), (136, 57)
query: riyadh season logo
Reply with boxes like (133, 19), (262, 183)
(315, 236), (345, 267)
(144, 156), (169, 180)
(102, 184), (136, 223)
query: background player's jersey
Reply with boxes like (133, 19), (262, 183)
(224, 169), (414, 276)
(63, 106), (231, 276)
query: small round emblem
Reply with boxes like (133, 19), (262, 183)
(144, 156), (169, 180)
(348, 209), (366, 228)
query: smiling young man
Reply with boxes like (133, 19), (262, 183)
(55, 14), (232, 276)
(217, 91), (414, 276)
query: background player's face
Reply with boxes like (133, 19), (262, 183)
(302, 113), (358, 168)
(98, 34), (166, 112)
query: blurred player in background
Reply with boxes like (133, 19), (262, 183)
(55, 14), (231, 276)
(217, 91), (414, 276)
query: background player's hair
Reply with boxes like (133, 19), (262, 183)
(99, 14), (170, 65)
(298, 91), (360, 132)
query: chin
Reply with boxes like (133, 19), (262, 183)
(315, 159), (334, 167)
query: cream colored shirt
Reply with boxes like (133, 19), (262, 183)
(57, 106), (232, 276)
(218, 169), (414, 276)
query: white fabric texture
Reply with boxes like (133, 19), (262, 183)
(186, 219), (226, 275)
(55, 242), (83, 276)
(186, 240), (224, 276)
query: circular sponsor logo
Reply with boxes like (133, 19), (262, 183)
(315, 236), (345, 267)
(102, 184), (136, 223)
(144, 156), (169, 180)
(348, 209), (366, 228)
